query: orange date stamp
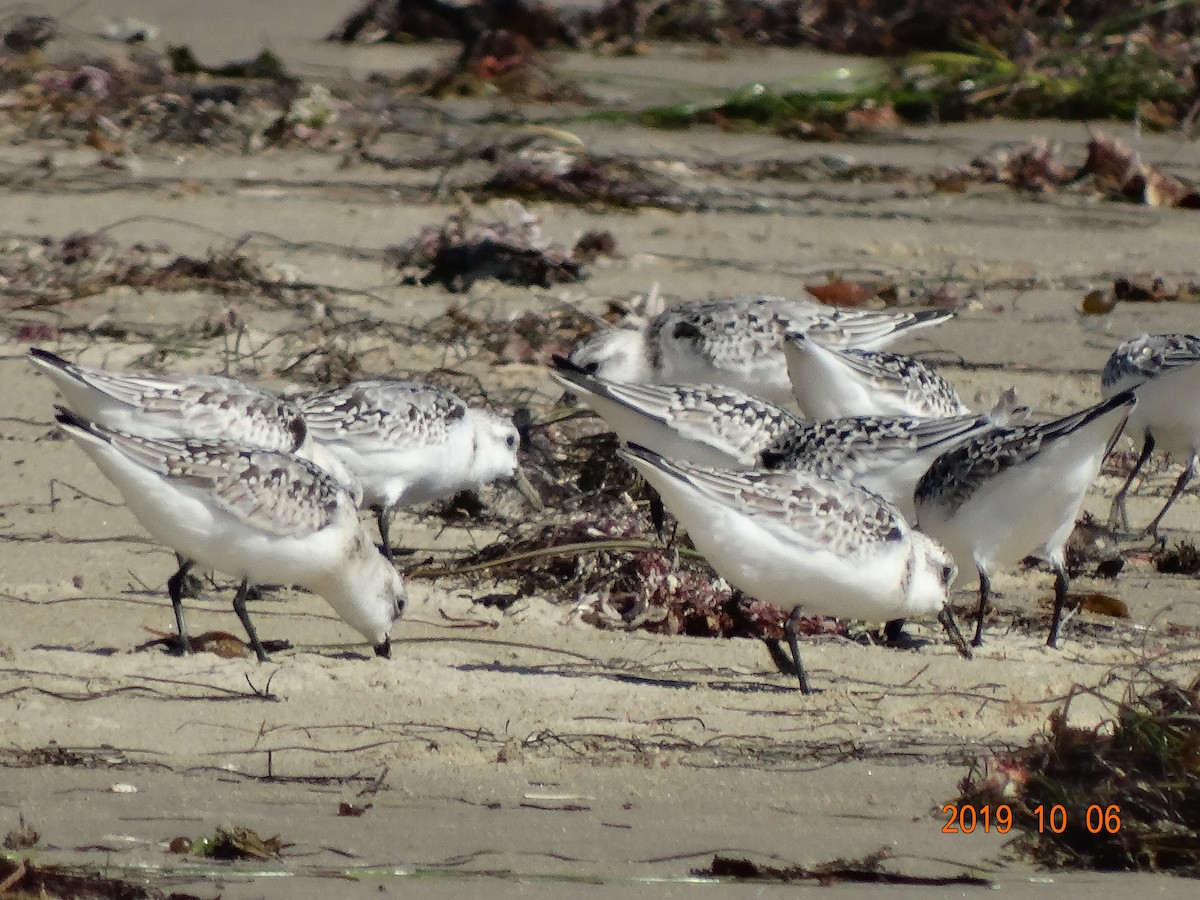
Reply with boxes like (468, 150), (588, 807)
(941, 804), (1122, 835)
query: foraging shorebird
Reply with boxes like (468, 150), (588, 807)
(914, 391), (1135, 648)
(1101, 334), (1200, 535)
(55, 410), (405, 661)
(300, 380), (520, 562)
(620, 443), (970, 693)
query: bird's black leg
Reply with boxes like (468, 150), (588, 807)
(784, 604), (812, 694)
(166, 558), (195, 655)
(1109, 434), (1153, 532)
(231, 577), (270, 663)
(1147, 454), (1196, 538)
(972, 567), (991, 648)
(376, 506), (395, 564)
(648, 490), (666, 542)
(1046, 564), (1070, 649)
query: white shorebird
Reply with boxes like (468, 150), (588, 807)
(914, 391), (1136, 648)
(28, 347), (359, 496)
(1101, 333), (1200, 535)
(619, 443), (970, 693)
(568, 294), (953, 407)
(55, 410), (406, 661)
(782, 330), (968, 420)
(550, 354), (801, 468)
(300, 380), (520, 561)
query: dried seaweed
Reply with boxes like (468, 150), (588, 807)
(0, 233), (335, 314)
(407, 29), (591, 102)
(332, 0), (1200, 57)
(1064, 513), (1124, 580)
(197, 825), (287, 861)
(422, 302), (600, 366)
(389, 200), (597, 290)
(698, 849), (990, 885)
(0, 858), (206, 900)
(481, 151), (686, 209)
(0, 39), (362, 150)
(1154, 540), (1200, 576)
(958, 675), (1200, 874)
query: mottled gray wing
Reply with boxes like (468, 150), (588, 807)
(801, 307), (954, 348)
(105, 429), (340, 536)
(642, 452), (906, 550)
(838, 349), (967, 416)
(1101, 333), (1200, 392)
(301, 380), (466, 451)
(915, 392), (1135, 513)
(79, 368), (307, 451)
(759, 413), (987, 470)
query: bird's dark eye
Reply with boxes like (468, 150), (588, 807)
(581, 360), (599, 374)
(506, 433), (517, 449)
(941, 564), (955, 585)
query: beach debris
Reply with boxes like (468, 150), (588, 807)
(197, 825), (286, 861)
(422, 300), (598, 366)
(138, 629), (278, 659)
(0, 234), (336, 313)
(1077, 134), (1200, 208)
(3, 816), (39, 851)
(698, 849), (990, 886)
(482, 150), (685, 209)
(1154, 540), (1200, 576)
(1064, 513), (1124, 579)
(102, 18), (160, 44)
(957, 675), (1200, 874)
(969, 138), (1070, 193)
(390, 200), (594, 290)
(804, 275), (884, 308)
(0, 857), (206, 899)
(2, 15), (57, 54)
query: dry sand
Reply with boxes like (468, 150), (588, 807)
(2, 2), (1200, 897)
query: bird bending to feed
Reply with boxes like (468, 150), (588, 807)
(568, 294), (953, 407)
(618, 442), (971, 694)
(549, 354), (801, 468)
(300, 380), (520, 562)
(914, 390), (1136, 649)
(28, 347), (359, 494)
(1101, 333), (1200, 536)
(55, 409), (406, 661)
(782, 330), (969, 420)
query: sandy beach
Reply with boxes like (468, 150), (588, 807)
(2, 2), (1200, 896)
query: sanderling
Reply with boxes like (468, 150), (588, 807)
(758, 403), (1023, 521)
(783, 330), (968, 419)
(619, 443), (970, 693)
(550, 354), (801, 468)
(54, 410), (406, 661)
(568, 294), (953, 406)
(1101, 333), (1200, 535)
(28, 347), (360, 499)
(914, 391), (1135, 648)
(300, 380), (520, 562)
